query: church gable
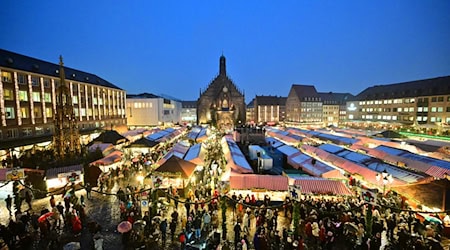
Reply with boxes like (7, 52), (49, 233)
(197, 55), (246, 126)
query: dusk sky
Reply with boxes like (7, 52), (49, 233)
(1, 1), (449, 103)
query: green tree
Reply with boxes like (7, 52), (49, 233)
(292, 201), (300, 236)
(365, 203), (373, 237)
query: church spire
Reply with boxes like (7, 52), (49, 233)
(219, 54), (226, 76)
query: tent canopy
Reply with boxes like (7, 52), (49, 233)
(91, 130), (128, 145)
(127, 138), (159, 148)
(155, 155), (197, 179)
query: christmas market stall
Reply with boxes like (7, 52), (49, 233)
(45, 165), (83, 193)
(154, 155), (197, 194)
(229, 173), (289, 201)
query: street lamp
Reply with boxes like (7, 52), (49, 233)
(376, 169), (393, 195)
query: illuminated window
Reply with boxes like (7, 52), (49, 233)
(34, 107), (42, 118)
(21, 107), (29, 118)
(431, 117), (436, 122)
(32, 92), (41, 102)
(423, 107), (428, 112)
(1, 71), (12, 82)
(437, 107), (443, 112)
(80, 108), (86, 116)
(35, 127), (44, 135)
(5, 107), (15, 119)
(3, 89), (14, 100)
(73, 96), (78, 104)
(45, 107), (52, 118)
(74, 109), (79, 116)
(431, 107), (437, 112)
(44, 93), (52, 103)
(19, 90), (28, 101)
(408, 107), (414, 112)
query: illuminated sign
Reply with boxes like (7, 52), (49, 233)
(347, 103), (357, 111)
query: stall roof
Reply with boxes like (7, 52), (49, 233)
(230, 174), (288, 190)
(277, 145), (300, 157)
(265, 137), (285, 149)
(293, 178), (353, 196)
(46, 165), (83, 179)
(184, 143), (205, 165)
(376, 145), (450, 170)
(155, 155), (197, 179)
(320, 144), (428, 184)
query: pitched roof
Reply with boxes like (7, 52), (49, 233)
(0, 48), (122, 90)
(247, 99), (255, 108)
(127, 92), (160, 99)
(318, 92), (354, 105)
(355, 76), (450, 100)
(291, 85), (319, 98)
(181, 100), (197, 108)
(155, 155), (197, 178)
(255, 95), (287, 105)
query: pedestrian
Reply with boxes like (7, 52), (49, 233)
(80, 195), (85, 207)
(85, 183), (92, 199)
(160, 218), (167, 245)
(49, 195), (56, 208)
(234, 222), (242, 246)
(25, 189), (33, 210)
(5, 194), (12, 216)
(170, 219), (177, 241)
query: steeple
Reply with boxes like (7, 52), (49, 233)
(219, 54), (226, 76)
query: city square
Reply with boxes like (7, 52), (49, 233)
(1, 1), (450, 250)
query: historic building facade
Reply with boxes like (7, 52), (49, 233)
(0, 49), (126, 150)
(197, 55), (246, 129)
(345, 76), (450, 134)
(248, 95), (286, 124)
(318, 92), (353, 127)
(285, 85), (323, 125)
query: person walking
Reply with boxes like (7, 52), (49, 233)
(85, 183), (92, 199)
(170, 219), (177, 241)
(160, 218), (167, 246)
(5, 195), (12, 216)
(49, 195), (56, 208)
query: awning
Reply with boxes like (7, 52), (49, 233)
(425, 166), (450, 179)
(90, 150), (123, 166)
(230, 174), (288, 191)
(293, 178), (353, 196)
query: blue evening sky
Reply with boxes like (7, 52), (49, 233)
(1, 1), (449, 103)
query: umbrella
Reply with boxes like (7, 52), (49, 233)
(63, 242), (81, 250)
(38, 212), (54, 223)
(344, 222), (358, 233)
(425, 215), (442, 224)
(117, 221), (132, 233)
(133, 220), (146, 230)
(152, 216), (162, 222)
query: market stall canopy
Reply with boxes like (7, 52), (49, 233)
(88, 143), (114, 156)
(155, 155), (197, 179)
(392, 178), (450, 211)
(230, 174), (288, 191)
(373, 130), (406, 139)
(184, 143), (205, 166)
(222, 136), (253, 174)
(288, 153), (344, 179)
(46, 165), (83, 179)
(0, 168), (45, 181)
(91, 130), (128, 145)
(90, 150), (123, 166)
(127, 138), (159, 148)
(293, 177), (353, 196)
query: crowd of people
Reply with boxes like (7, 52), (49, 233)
(0, 148), (448, 250)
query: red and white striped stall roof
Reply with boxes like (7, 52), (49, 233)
(230, 174), (288, 191)
(293, 178), (353, 196)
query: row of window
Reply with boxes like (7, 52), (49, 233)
(4, 106), (125, 120)
(418, 97), (448, 103)
(1, 71), (52, 88)
(359, 98), (416, 105)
